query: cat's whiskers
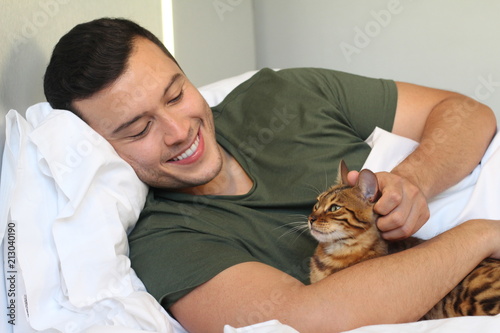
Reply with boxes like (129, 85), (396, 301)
(276, 218), (311, 243)
(302, 183), (323, 196)
(302, 169), (331, 196)
(273, 214), (309, 232)
(323, 168), (329, 193)
(277, 222), (308, 235)
(274, 221), (306, 231)
(283, 226), (310, 243)
(287, 213), (309, 219)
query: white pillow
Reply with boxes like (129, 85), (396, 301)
(0, 103), (185, 333)
(198, 70), (259, 106)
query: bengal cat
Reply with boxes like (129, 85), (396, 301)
(308, 160), (500, 319)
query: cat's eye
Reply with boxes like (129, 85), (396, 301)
(329, 205), (341, 212)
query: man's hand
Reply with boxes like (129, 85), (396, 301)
(373, 171), (429, 239)
(349, 83), (495, 240)
(348, 170), (429, 240)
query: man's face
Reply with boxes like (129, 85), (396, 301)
(73, 37), (223, 189)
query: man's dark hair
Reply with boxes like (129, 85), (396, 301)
(43, 17), (179, 114)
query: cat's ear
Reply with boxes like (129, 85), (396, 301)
(337, 160), (349, 185)
(356, 169), (380, 203)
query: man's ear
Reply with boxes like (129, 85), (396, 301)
(356, 169), (380, 203)
(337, 160), (349, 185)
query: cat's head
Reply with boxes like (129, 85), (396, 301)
(308, 160), (381, 243)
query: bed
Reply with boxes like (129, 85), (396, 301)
(1, 70), (499, 332)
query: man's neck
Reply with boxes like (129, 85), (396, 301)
(180, 148), (253, 196)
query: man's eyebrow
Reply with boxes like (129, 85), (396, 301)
(112, 113), (147, 135)
(111, 73), (183, 135)
(163, 73), (183, 97)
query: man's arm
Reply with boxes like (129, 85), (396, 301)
(351, 82), (497, 239)
(170, 219), (500, 333)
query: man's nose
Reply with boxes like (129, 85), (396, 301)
(159, 112), (190, 146)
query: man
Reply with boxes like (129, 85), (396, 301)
(44, 18), (500, 332)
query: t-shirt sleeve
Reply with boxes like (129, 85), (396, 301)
(129, 218), (258, 309)
(277, 68), (398, 140)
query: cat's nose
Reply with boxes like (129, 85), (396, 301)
(309, 216), (317, 224)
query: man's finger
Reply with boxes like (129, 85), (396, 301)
(347, 170), (359, 186)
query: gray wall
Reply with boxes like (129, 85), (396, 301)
(172, 0), (256, 87)
(172, 0), (500, 117)
(0, 0), (163, 167)
(253, 0), (500, 115)
(0, 0), (163, 115)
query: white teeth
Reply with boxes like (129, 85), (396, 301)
(171, 136), (200, 161)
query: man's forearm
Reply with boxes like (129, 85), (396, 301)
(292, 219), (499, 333)
(372, 90), (496, 239)
(171, 220), (500, 333)
(392, 95), (496, 199)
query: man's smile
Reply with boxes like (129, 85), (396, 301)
(168, 131), (204, 165)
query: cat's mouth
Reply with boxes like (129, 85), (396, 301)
(310, 229), (349, 243)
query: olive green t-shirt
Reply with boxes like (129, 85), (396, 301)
(128, 68), (397, 309)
